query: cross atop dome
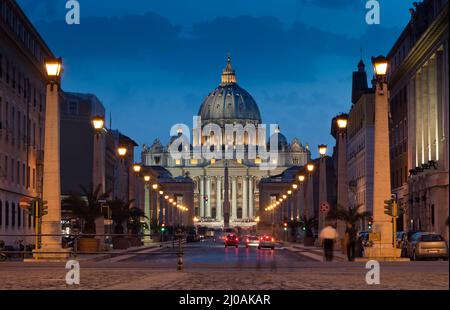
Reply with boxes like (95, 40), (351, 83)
(221, 54), (237, 85)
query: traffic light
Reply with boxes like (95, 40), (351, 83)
(36, 200), (48, 218)
(384, 199), (393, 216)
(39, 200), (48, 217)
(26, 200), (36, 217)
(283, 222), (288, 231)
(161, 223), (166, 233)
(367, 219), (373, 231)
(204, 195), (209, 204)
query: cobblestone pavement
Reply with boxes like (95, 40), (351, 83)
(0, 262), (448, 290)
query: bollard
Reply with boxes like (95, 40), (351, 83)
(176, 229), (184, 271)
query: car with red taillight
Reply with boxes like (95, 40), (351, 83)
(245, 235), (260, 248)
(224, 234), (239, 248)
(258, 235), (275, 250)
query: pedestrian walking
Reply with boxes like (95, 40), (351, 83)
(319, 224), (339, 262)
(345, 223), (357, 261)
(356, 236), (364, 258)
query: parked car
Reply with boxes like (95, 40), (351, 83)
(224, 234), (239, 248)
(258, 235), (276, 250)
(407, 232), (448, 261)
(245, 236), (260, 248)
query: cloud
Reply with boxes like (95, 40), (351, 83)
(27, 11), (402, 150)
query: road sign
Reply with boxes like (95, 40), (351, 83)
(320, 202), (330, 213)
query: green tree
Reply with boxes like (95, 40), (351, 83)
(127, 206), (148, 235)
(62, 184), (110, 235)
(326, 204), (372, 228)
(300, 215), (318, 237)
(108, 198), (134, 235)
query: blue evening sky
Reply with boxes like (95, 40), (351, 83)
(17, 0), (412, 158)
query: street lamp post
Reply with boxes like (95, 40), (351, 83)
(298, 174), (305, 218)
(37, 58), (68, 260)
(116, 146), (128, 203)
(335, 113), (348, 252)
(143, 175), (151, 243)
(318, 145), (328, 232)
(92, 115), (106, 250)
(305, 163), (315, 220)
(366, 55), (399, 259)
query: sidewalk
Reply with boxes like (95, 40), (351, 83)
(283, 241), (347, 262)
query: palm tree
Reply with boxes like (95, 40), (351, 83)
(62, 184), (110, 235)
(108, 198), (134, 235)
(300, 215), (318, 238)
(127, 207), (148, 235)
(326, 204), (372, 228)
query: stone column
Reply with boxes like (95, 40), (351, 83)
(299, 183), (305, 217)
(242, 176), (248, 220)
(366, 81), (399, 258)
(248, 177), (254, 220)
(206, 176), (211, 217)
(199, 176), (205, 218)
(38, 83), (68, 259)
(143, 183), (151, 243)
(93, 133), (106, 249)
(216, 177), (222, 221)
(318, 156), (328, 231)
(231, 177), (237, 221)
(336, 127), (348, 250)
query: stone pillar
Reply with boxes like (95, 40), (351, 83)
(242, 176), (248, 220)
(231, 177), (237, 221)
(206, 176), (211, 217)
(151, 189), (157, 226)
(216, 177), (222, 221)
(38, 83), (68, 259)
(199, 176), (205, 218)
(143, 183), (151, 242)
(158, 194), (164, 225)
(336, 128), (348, 250)
(366, 82), (399, 258)
(248, 177), (254, 220)
(93, 133), (106, 249)
(318, 156), (328, 231)
(298, 183), (305, 217)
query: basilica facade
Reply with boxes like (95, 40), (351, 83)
(142, 56), (310, 228)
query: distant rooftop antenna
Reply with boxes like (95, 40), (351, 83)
(109, 112), (112, 129)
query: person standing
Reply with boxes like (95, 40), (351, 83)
(319, 224), (339, 262)
(345, 223), (357, 261)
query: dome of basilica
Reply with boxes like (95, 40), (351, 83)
(198, 56), (262, 127)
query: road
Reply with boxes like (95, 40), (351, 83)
(0, 239), (448, 290)
(122, 238), (314, 269)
